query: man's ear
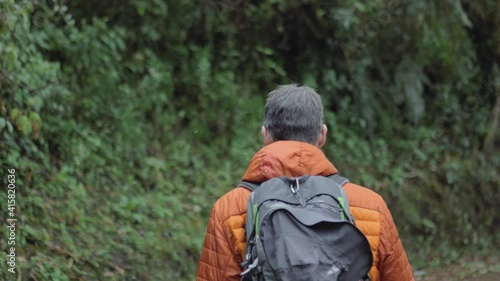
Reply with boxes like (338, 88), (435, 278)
(317, 124), (327, 148)
(262, 126), (274, 145)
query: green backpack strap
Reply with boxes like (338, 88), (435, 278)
(327, 174), (353, 221)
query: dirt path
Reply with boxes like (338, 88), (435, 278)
(414, 256), (500, 281)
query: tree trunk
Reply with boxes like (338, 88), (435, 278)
(483, 68), (500, 152)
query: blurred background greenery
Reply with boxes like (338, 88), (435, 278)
(0, 0), (499, 280)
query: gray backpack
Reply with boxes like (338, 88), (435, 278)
(239, 174), (372, 281)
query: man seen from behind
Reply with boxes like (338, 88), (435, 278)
(196, 84), (414, 281)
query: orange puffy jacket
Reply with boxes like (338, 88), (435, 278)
(197, 141), (414, 281)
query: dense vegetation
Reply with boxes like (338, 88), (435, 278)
(0, 0), (499, 280)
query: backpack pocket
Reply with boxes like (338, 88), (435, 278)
(260, 207), (372, 281)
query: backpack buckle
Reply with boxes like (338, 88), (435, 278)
(290, 178), (306, 206)
(240, 258), (259, 276)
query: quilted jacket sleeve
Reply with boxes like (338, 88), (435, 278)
(378, 203), (414, 281)
(196, 206), (241, 281)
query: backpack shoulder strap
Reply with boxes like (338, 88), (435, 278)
(326, 174), (353, 221)
(327, 174), (350, 187)
(239, 181), (260, 192)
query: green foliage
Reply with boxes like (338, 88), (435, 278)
(0, 0), (499, 280)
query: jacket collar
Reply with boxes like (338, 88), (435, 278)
(241, 141), (338, 183)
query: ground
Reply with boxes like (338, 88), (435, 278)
(414, 256), (500, 281)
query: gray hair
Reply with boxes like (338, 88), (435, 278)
(263, 84), (324, 144)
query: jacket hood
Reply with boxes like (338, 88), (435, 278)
(241, 141), (338, 183)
